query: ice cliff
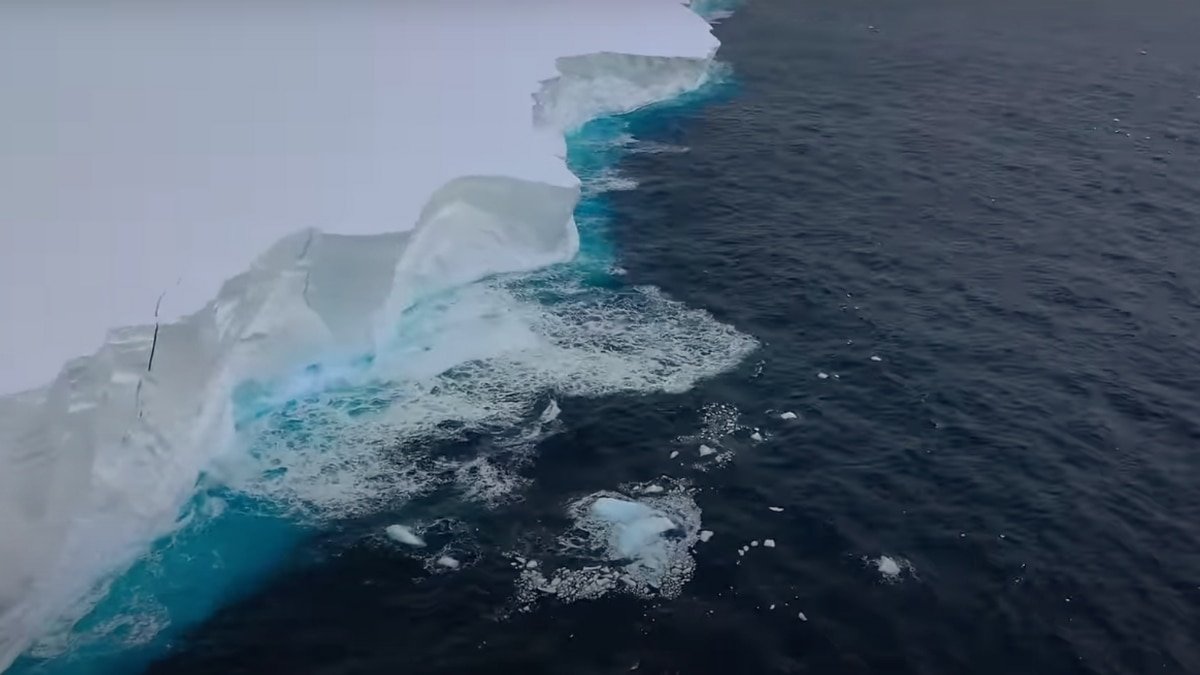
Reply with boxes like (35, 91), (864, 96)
(0, 1), (721, 668)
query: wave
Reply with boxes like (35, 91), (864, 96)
(0, 3), (747, 670)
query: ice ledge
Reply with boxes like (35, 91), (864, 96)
(0, 3), (723, 668)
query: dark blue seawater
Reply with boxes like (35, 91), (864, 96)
(20, 0), (1200, 673)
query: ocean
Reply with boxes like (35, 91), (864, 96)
(14, 0), (1200, 673)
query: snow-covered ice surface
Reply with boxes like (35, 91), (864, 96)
(0, 2), (756, 669)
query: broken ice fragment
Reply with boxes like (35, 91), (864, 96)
(385, 524), (426, 547)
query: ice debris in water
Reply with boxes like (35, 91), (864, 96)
(798, 612), (808, 621)
(437, 555), (461, 569)
(768, 506), (784, 512)
(750, 431), (763, 442)
(817, 372), (829, 379)
(385, 524), (426, 547)
(699, 530), (714, 542)
(779, 411), (797, 420)
(670, 450), (680, 459)
(869, 554), (915, 582)
(764, 539), (776, 548)
(870, 355), (883, 362)
(514, 482), (701, 607)
(698, 444), (717, 457)
(640, 484), (665, 494)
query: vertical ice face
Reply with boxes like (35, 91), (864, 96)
(0, 1), (727, 669)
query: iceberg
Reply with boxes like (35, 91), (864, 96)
(0, 1), (729, 668)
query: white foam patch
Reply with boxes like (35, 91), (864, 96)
(628, 139), (692, 155)
(453, 456), (531, 508)
(221, 279), (755, 519)
(513, 481), (701, 607)
(583, 168), (640, 195)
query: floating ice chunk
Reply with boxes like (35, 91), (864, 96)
(590, 497), (679, 567)
(437, 555), (461, 569)
(798, 612), (808, 621)
(526, 560), (539, 569)
(877, 556), (902, 577)
(698, 530), (714, 542)
(698, 444), (717, 457)
(817, 372), (829, 379)
(769, 604), (775, 610)
(750, 540), (759, 547)
(515, 486), (702, 606)
(385, 524), (426, 547)
(670, 450), (680, 459)
(768, 506), (784, 512)
(779, 411), (797, 420)
(750, 431), (763, 442)
(870, 355), (882, 362)
(737, 548), (746, 556)
(641, 485), (665, 494)
(764, 539), (776, 548)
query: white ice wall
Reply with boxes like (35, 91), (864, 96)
(0, 1), (720, 669)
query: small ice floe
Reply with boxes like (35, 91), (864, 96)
(640, 485), (665, 494)
(699, 530), (714, 543)
(750, 540), (759, 547)
(750, 431), (763, 442)
(817, 372), (829, 379)
(385, 524), (426, 547)
(768, 506), (784, 513)
(526, 560), (539, 569)
(669, 450), (680, 459)
(437, 555), (461, 569)
(780, 411), (797, 420)
(869, 554), (916, 582)
(764, 539), (776, 548)
(698, 444), (717, 457)
(769, 604), (776, 610)
(797, 612), (808, 621)
(870, 355), (882, 362)
(737, 546), (749, 556)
